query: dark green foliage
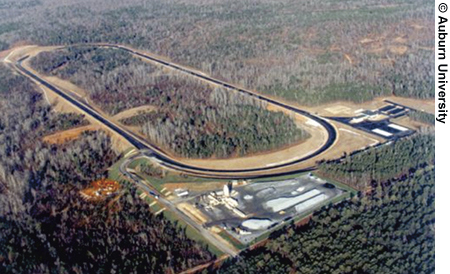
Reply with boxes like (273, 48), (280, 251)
(42, 112), (89, 134)
(137, 161), (165, 178)
(0, 65), (213, 273)
(120, 111), (160, 126)
(125, 105), (307, 158)
(32, 47), (308, 158)
(31, 47), (138, 115)
(317, 134), (435, 190)
(31, 46), (132, 78)
(408, 110), (435, 125)
(155, 105), (307, 158)
(212, 138), (435, 274)
(214, 167), (435, 274)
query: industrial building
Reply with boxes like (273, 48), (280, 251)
(187, 175), (344, 244)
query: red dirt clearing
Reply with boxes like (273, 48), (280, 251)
(80, 179), (120, 201)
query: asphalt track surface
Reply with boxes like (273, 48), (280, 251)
(14, 45), (337, 178)
(119, 156), (239, 256)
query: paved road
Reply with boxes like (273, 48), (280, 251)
(10, 45), (338, 257)
(13, 45), (336, 178)
(119, 156), (239, 256)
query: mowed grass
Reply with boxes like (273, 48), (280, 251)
(108, 147), (135, 182)
(108, 154), (224, 257)
(109, 153), (358, 256)
(162, 209), (224, 257)
(136, 188), (164, 213)
(248, 172), (357, 246)
(252, 170), (310, 183)
(127, 157), (227, 192)
(312, 172), (359, 194)
(217, 231), (246, 251)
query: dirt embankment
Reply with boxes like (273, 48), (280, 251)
(42, 125), (99, 144)
(112, 105), (157, 121)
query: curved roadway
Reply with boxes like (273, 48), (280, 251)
(13, 45), (337, 178)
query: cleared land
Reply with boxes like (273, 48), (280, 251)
(182, 112), (327, 170)
(29, 46), (313, 160)
(174, 174), (345, 246)
(79, 179), (121, 201)
(43, 124), (99, 144)
(112, 105), (157, 121)
(7, 44), (431, 178)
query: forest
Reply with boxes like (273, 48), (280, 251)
(42, 112), (89, 135)
(317, 132), (435, 190)
(407, 109), (435, 125)
(0, 1), (436, 272)
(31, 46), (308, 158)
(0, 64), (213, 273)
(0, 0), (434, 105)
(209, 134), (435, 274)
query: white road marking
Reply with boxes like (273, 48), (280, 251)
(372, 128), (392, 137)
(124, 149), (137, 158)
(265, 157), (302, 167)
(3, 50), (15, 63)
(39, 86), (51, 105)
(306, 119), (320, 127)
(339, 128), (361, 136)
(154, 208), (166, 215)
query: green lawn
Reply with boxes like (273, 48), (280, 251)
(252, 170), (310, 183)
(162, 210), (224, 257)
(127, 157), (227, 192)
(312, 172), (359, 194)
(109, 153), (358, 256)
(136, 188), (163, 213)
(108, 147), (135, 182)
(217, 231), (246, 251)
(108, 154), (224, 257)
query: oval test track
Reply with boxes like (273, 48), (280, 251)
(14, 44), (337, 178)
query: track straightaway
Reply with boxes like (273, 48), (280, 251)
(13, 45), (337, 178)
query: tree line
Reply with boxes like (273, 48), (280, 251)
(407, 109), (435, 125)
(317, 132), (435, 190)
(0, 64), (213, 273)
(32, 47), (308, 158)
(207, 132), (435, 274)
(1, 0), (434, 105)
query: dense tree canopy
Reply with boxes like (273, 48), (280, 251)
(0, 0), (434, 105)
(212, 167), (434, 274)
(32, 47), (308, 158)
(210, 134), (435, 274)
(317, 133), (435, 190)
(0, 65), (213, 273)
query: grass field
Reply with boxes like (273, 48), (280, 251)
(127, 157), (227, 192)
(217, 231), (247, 251)
(162, 209), (224, 257)
(109, 151), (359, 255)
(107, 148), (135, 182)
(109, 155), (225, 257)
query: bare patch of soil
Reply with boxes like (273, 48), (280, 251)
(43, 125), (99, 144)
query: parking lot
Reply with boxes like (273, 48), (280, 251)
(330, 102), (415, 140)
(178, 174), (345, 244)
